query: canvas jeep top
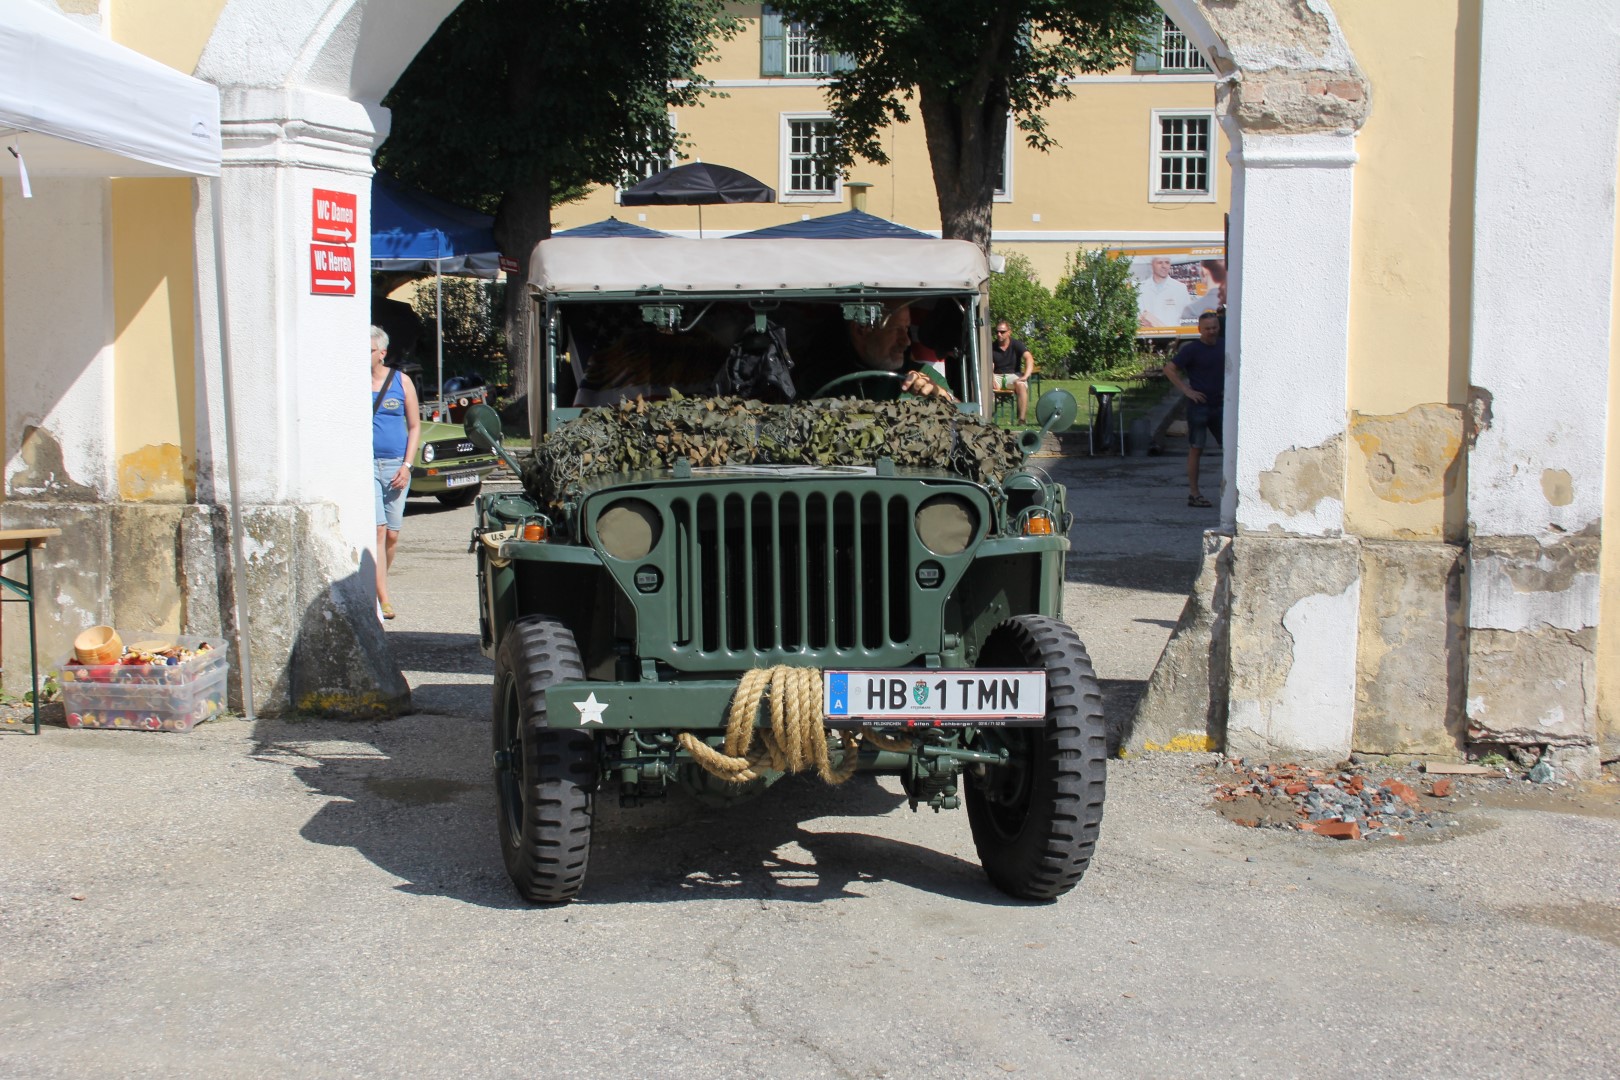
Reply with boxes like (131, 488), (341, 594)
(463, 235), (1106, 905)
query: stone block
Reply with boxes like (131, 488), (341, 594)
(1225, 535), (1361, 762)
(1127, 531), (1230, 754)
(1353, 540), (1464, 755)
(109, 503), (184, 635)
(0, 502), (110, 692)
(1466, 625), (1596, 748)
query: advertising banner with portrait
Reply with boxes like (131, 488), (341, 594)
(1112, 246), (1227, 338)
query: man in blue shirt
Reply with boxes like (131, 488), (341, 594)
(1163, 311), (1225, 508)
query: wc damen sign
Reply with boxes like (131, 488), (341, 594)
(310, 188), (357, 295)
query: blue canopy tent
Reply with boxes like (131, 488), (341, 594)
(732, 209), (932, 241)
(553, 217), (673, 239)
(370, 174), (503, 400)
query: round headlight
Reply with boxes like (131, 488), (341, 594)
(421, 443), (435, 463)
(596, 499), (662, 560)
(915, 495), (978, 556)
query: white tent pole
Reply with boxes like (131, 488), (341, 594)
(207, 178), (256, 721)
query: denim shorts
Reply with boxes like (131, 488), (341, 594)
(375, 457), (406, 532)
(1187, 402), (1224, 449)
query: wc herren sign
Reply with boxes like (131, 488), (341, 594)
(310, 188), (357, 295)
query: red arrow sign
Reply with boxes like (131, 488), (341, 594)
(310, 243), (356, 295)
(311, 188), (358, 244)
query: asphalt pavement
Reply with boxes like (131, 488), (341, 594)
(3, 440), (1619, 1078)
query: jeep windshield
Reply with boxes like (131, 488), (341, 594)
(527, 237), (991, 433)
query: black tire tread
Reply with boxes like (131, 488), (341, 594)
(966, 615), (1106, 901)
(493, 616), (593, 904)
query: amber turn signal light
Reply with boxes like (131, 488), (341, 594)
(521, 522), (548, 542)
(1024, 513), (1054, 537)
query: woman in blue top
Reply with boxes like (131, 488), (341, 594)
(371, 324), (420, 619)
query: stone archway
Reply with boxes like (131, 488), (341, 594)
(187, 0), (1384, 737)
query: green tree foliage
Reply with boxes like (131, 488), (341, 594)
(989, 252), (1076, 376)
(411, 278), (509, 388)
(776, 0), (1156, 250)
(377, 0), (739, 403)
(1053, 248), (1139, 375)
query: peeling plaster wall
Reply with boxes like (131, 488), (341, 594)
(1462, 0), (1617, 760)
(2, 178), (117, 500)
(1347, 404), (1464, 541)
(1466, 0), (1614, 542)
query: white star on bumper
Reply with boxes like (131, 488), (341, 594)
(574, 692), (608, 725)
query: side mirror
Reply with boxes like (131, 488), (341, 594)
(1035, 388), (1078, 434)
(463, 403), (502, 451)
(464, 403), (523, 476)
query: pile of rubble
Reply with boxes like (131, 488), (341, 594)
(1213, 760), (1461, 841)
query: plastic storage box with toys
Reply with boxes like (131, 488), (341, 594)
(56, 636), (229, 733)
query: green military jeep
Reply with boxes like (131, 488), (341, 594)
(464, 236), (1105, 904)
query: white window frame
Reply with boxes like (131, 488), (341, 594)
(614, 112), (679, 204)
(994, 116), (1013, 203)
(785, 19), (831, 77)
(1158, 16), (1210, 74)
(779, 112), (841, 203)
(1148, 108), (1216, 204)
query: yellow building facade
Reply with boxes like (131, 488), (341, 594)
(556, 7), (1233, 288)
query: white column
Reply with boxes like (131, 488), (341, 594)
(197, 86), (378, 559)
(1222, 129), (1357, 538)
(1220, 126), (1362, 761)
(1467, 1), (1615, 546)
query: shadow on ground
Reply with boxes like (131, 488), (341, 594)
(254, 716), (1018, 910)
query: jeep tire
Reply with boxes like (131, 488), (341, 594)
(965, 615), (1106, 901)
(493, 616), (594, 903)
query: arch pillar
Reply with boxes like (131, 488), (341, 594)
(187, 0), (456, 715)
(1133, 0), (1371, 761)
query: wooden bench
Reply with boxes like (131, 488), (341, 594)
(991, 373), (1042, 424)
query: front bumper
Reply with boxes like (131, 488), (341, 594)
(409, 457), (497, 495)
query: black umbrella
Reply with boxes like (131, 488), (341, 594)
(619, 161), (775, 237)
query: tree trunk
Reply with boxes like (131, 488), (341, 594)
(493, 178), (550, 432)
(917, 80), (1009, 253)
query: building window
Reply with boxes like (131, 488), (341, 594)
(781, 115), (839, 200)
(786, 20), (830, 76)
(1151, 111), (1215, 202)
(761, 8), (854, 78)
(994, 117), (1012, 202)
(615, 116), (677, 202)
(1134, 15), (1211, 74)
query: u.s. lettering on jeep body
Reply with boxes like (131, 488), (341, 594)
(463, 236), (1106, 903)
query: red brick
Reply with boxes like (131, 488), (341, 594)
(1313, 820), (1362, 840)
(1382, 779), (1420, 807)
(1284, 782), (1308, 796)
(1345, 776), (1365, 795)
(1429, 779), (1454, 798)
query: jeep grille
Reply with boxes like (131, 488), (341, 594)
(669, 490), (914, 660)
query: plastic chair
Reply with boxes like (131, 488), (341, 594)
(1088, 383), (1125, 456)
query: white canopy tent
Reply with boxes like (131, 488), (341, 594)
(0, 0), (255, 717)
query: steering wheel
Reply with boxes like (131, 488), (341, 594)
(809, 370), (909, 400)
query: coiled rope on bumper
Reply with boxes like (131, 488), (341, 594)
(679, 665), (900, 785)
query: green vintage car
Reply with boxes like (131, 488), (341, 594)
(465, 236), (1104, 904)
(409, 414), (498, 507)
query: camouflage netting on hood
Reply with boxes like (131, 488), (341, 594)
(522, 395), (1026, 508)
